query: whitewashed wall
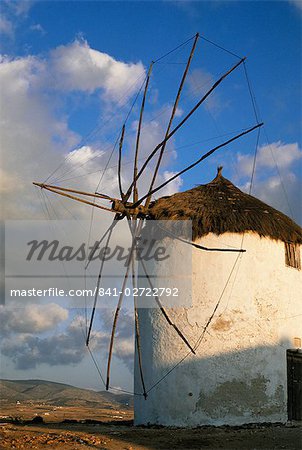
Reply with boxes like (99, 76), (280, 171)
(134, 232), (302, 426)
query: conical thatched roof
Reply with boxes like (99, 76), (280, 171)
(148, 167), (302, 243)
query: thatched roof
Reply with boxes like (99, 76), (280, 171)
(148, 167), (302, 243)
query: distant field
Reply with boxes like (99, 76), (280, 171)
(0, 379), (301, 449)
(0, 379), (133, 408)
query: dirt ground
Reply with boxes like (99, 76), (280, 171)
(0, 403), (301, 450)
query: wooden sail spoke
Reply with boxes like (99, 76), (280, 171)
(86, 225), (115, 347)
(132, 62), (154, 205)
(105, 221), (143, 391)
(106, 257), (132, 391)
(118, 125), (126, 200)
(131, 248), (148, 399)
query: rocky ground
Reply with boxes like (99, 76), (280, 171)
(0, 421), (301, 449)
(0, 381), (301, 450)
(0, 402), (301, 450)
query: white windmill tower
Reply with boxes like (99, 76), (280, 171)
(134, 167), (302, 426)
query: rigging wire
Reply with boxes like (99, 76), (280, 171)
(243, 62), (294, 218)
(199, 35), (242, 60)
(153, 34), (196, 63)
(263, 127), (295, 219)
(42, 33), (240, 188)
(249, 126), (261, 195)
(87, 345), (106, 387)
(188, 67), (241, 180)
(145, 250), (242, 395)
(243, 61), (261, 124)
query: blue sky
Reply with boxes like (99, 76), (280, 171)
(0, 0), (301, 391)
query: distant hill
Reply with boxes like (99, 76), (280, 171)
(0, 379), (133, 408)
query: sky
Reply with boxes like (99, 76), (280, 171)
(0, 0), (301, 392)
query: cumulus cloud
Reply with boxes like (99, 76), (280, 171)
(0, 16), (14, 37)
(0, 315), (91, 369)
(187, 68), (222, 114)
(161, 171), (183, 197)
(235, 141), (302, 224)
(0, 306), (134, 371)
(1, 40), (182, 222)
(0, 311), (101, 369)
(0, 41), (149, 220)
(0, 1), (34, 41)
(290, 1), (302, 12)
(4, 0), (34, 17)
(0, 303), (68, 337)
(237, 141), (302, 177)
(49, 39), (145, 102)
(68, 146), (104, 166)
(99, 309), (134, 372)
(0, 54), (78, 219)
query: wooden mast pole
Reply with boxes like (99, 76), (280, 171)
(133, 62), (154, 204)
(131, 236), (148, 399)
(105, 218), (144, 391)
(144, 32), (199, 209)
(118, 124), (126, 199)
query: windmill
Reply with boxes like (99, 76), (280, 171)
(33, 33), (263, 400)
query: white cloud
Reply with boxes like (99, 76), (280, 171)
(49, 39), (145, 102)
(290, 1), (302, 12)
(99, 309), (134, 372)
(187, 68), (222, 114)
(0, 41), (183, 222)
(0, 41), (147, 220)
(4, 0), (34, 17)
(160, 170), (183, 197)
(0, 1), (34, 41)
(30, 23), (45, 34)
(235, 141), (302, 224)
(0, 54), (78, 219)
(250, 172), (302, 224)
(0, 313), (106, 369)
(68, 146), (104, 165)
(0, 16), (14, 37)
(237, 141), (302, 177)
(0, 303), (68, 336)
(0, 307), (135, 371)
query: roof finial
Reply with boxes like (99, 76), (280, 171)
(217, 166), (223, 177)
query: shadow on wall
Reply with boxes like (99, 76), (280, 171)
(135, 339), (295, 426)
